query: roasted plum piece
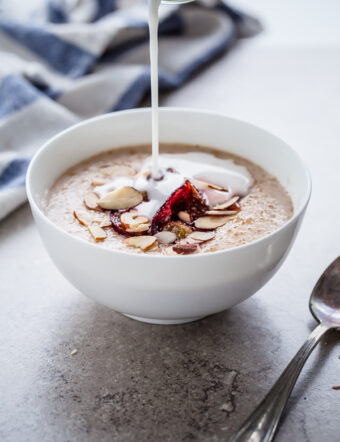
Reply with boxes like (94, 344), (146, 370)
(151, 180), (208, 234)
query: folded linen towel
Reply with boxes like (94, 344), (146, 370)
(0, 0), (260, 220)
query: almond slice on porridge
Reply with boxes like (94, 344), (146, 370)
(74, 209), (93, 226)
(214, 196), (240, 210)
(121, 211), (150, 233)
(194, 216), (230, 230)
(99, 218), (112, 228)
(190, 178), (225, 192)
(188, 231), (215, 243)
(126, 223), (150, 233)
(98, 186), (143, 210)
(190, 178), (207, 189)
(121, 211), (149, 228)
(124, 236), (156, 251)
(100, 165), (134, 177)
(88, 225), (107, 241)
(206, 182), (226, 191)
(84, 192), (99, 210)
(178, 211), (191, 223)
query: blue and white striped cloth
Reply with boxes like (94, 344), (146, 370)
(0, 0), (260, 220)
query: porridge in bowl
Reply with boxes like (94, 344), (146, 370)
(43, 143), (293, 255)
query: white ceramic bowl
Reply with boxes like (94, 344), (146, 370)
(26, 108), (311, 324)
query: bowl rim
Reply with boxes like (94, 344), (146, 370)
(26, 107), (312, 260)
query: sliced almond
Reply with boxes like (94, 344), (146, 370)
(205, 210), (237, 216)
(121, 211), (150, 233)
(121, 211), (149, 227)
(126, 223), (150, 233)
(190, 178), (207, 190)
(194, 216), (230, 230)
(101, 165), (134, 177)
(88, 225), (107, 241)
(100, 218), (112, 228)
(207, 183), (226, 191)
(191, 178), (225, 192)
(91, 177), (109, 187)
(214, 196), (240, 210)
(155, 231), (177, 245)
(178, 211), (191, 224)
(173, 243), (199, 255)
(124, 236), (156, 251)
(188, 231), (215, 243)
(74, 209), (92, 226)
(84, 192), (99, 210)
(98, 186), (143, 210)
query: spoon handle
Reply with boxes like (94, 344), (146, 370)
(230, 322), (330, 442)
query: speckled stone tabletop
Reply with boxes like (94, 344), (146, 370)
(1, 2), (340, 441)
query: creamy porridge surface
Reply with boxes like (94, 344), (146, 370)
(43, 144), (293, 255)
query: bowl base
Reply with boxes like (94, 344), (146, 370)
(123, 314), (206, 325)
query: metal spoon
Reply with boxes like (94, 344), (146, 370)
(230, 256), (340, 442)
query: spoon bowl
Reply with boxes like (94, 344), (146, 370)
(310, 256), (340, 327)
